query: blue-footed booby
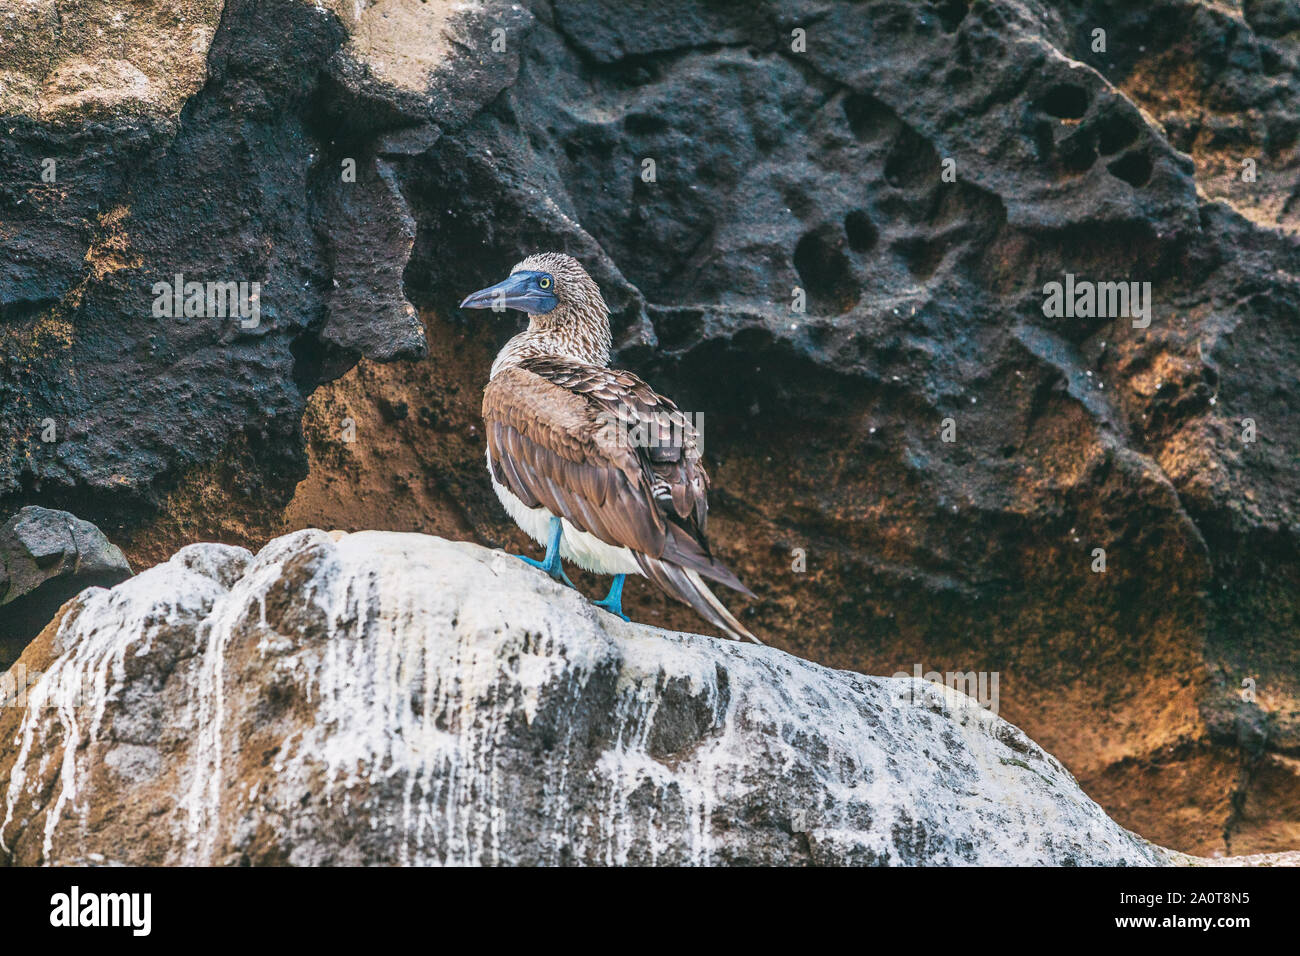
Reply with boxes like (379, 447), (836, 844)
(460, 252), (761, 644)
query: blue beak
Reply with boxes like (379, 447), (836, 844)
(459, 271), (557, 314)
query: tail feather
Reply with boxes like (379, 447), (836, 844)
(636, 555), (763, 644)
(661, 526), (756, 598)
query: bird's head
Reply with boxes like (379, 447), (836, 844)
(459, 252), (607, 328)
(463, 252), (613, 372)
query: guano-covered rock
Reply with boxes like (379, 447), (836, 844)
(1, 530), (1172, 866)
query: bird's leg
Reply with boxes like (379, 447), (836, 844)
(514, 516), (576, 589)
(592, 574), (631, 622)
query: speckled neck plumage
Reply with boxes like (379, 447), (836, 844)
(490, 252), (612, 379)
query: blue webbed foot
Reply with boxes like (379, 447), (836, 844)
(593, 574), (631, 622)
(547, 561), (577, 590)
(514, 553), (576, 589)
(514, 516), (576, 589)
(593, 596), (631, 622)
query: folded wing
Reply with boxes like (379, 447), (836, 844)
(483, 360), (751, 596)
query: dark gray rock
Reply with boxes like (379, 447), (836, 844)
(1, 507), (132, 669)
(0, 0), (426, 519)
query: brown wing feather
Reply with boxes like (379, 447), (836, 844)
(485, 367), (667, 559)
(484, 362), (748, 593)
(518, 356), (712, 545)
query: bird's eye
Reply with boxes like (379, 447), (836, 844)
(539, 276), (552, 289)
